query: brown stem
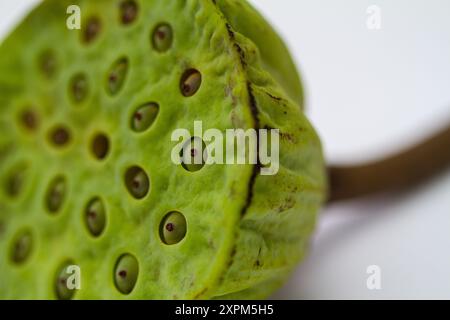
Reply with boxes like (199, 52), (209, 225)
(327, 122), (450, 203)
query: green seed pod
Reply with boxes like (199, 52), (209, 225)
(131, 103), (159, 132)
(152, 23), (173, 52)
(114, 254), (139, 294)
(160, 212), (187, 245)
(85, 198), (106, 237)
(0, 0), (325, 299)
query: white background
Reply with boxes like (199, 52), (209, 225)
(1, 0), (450, 299)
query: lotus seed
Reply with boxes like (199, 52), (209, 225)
(120, 0), (138, 25)
(39, 50), (57, 79)
(152, 23), (173, 52)
(180, 69), (201, 97)
(10, 230), (32, 264)
(85, 198), (106, 237)
(49, 126), (71, 147)
(114, 254), (139, 294)
(46, 176), (66, 213)
(6, 168), (25, 198)
(91, 133), (109, 160)
(20, 109), (38, 131)
(107, 58), (128, 95)
(132, 103), (159, 132)
(125, 166), (149, 199)
(160, 212), (187, 245)
(180, 137), (206, 172)
(55, 263), (75, 300)
(83, 17), (101, 44)
(70, 73), (88, 104)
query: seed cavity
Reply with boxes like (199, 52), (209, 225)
(160, 212), (187, 245)
(107, 57), (129, 95)
(49, 126), (71, 147)
(39, 50), (58, 79)
(180, 69), (202, 97)
(46, 176), (66, 214)
(10, 229), (32, 264)
(70, 73), (88, 104)
(180, 137), (207, 172)
(55, 262), (76, 300)
(125, 166), (150, 199)
(5, 165), (27, 198)
(152, 23), (173, 52)
(83, 16), (102, 44)
(131, 103), (159, 132)
(120, 0), (138, 25)
(20, 109), (39, 131)
(114, 254), (139, 294)
(85, 197), (106, 237)
(91, 133), (110, 160)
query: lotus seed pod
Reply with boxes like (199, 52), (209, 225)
(0, 0), (326, 299)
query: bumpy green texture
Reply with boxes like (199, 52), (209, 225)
(0, 0), (326, 299)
